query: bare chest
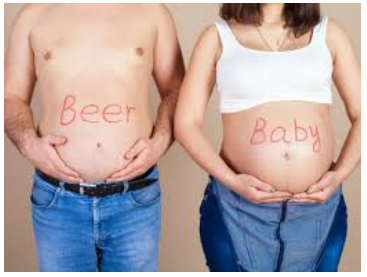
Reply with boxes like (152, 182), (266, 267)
(30, 6), (155, 77)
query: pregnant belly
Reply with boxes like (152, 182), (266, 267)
(221, 102), (335, 193)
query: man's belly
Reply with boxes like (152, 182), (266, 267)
(221, 102), (335, 193)
(38, 92), (153, 182)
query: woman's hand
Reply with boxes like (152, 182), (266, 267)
(289, 171), (343, 203)
(233, 174), (292, 203)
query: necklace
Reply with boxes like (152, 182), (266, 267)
(256, 26), (289, 52)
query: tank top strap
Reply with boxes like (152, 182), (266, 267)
(214, 20), (238, 51)
(312, 16), (328, 45)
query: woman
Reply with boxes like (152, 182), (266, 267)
(175, 3), (360, 272)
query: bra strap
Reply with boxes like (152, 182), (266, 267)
(214, 21), (237, 52)
(313, 16), (329, 44)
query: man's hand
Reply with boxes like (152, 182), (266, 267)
(233, 174), (292, 204)
(289, 171), (342, 204)
(106, 137), (165, 182)
(22, 134), (83, 183)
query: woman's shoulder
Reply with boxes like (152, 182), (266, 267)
(195, 23), (222, 49)
(325, 17), (355, 59)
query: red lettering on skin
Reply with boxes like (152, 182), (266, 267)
(102, 104), (123, 123)
(270, 126), (287, 143)
(59, 94), (136, 126)
(283, 136), (291, 144)
(250, 117), (322, 153)
(60, 95), (76, 126)
(81, 104), (100, 123)
(309, 125), (321, 152)
(294, 119), (308, 142)
(126, 105), (136, 123)
(250, 117), (267, 144)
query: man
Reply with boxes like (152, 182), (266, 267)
(5, 3), (184, 272)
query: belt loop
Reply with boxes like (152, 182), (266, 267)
(123, 182), (130, 194)
(59, 181), (65, 190)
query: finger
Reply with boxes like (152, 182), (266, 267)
(108, 166), (145, 182)
(248, 179), (276, 193)
(260, 197), (291, 203)
(292, 190), (330, 203)
(107, 168), (144, 182)
(292, 192), (309, 199)
(44, 135), (68, 146)
(124, 139), (148, 160)
(107, 159), (149, 181)
(263, 190), (293, 199)
(110, 160), (142, 178)
(288, 198), (319, 204)
(251, 189), (292, 202)
(48, 151), (82, 179)
(307, 178), (330, 194)
(47, 166), (84, 183)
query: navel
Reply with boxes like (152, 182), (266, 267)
(283, 151), (291, 161)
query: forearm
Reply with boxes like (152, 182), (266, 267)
(175, 123), (238, 190)
(4, 98), (37, 155)
(334, 116), (361, 180)
(151, 92), (177, 153)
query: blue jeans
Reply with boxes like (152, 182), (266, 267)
(200, 178), (347, 272)
(31, 166), (161, 272)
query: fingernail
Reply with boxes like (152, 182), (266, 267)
(307, 187), (314, 194)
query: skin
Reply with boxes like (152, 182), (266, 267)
(4, 3), (185, 182)
(174, 3), (360, 203)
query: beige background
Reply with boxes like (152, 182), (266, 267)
(4, 3), (361, 272)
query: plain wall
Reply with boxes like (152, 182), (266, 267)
(4, 3), (361, 272)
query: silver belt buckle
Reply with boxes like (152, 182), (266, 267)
(79, 182), (97, 195)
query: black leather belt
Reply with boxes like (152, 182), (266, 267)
(35, 166), (157, 197)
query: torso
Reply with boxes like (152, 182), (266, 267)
(30, 4), (156, 181)
(221, 102), (334, 193)
(217, 19), (335, 193)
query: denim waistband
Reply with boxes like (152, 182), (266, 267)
(208, 175), (343, 271)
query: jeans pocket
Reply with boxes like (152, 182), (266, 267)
(30, 180), (60, 209)
(129, 180), (161, 207)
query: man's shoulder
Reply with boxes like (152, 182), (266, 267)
(140, 4), (173, 23)
(140, 3), (169, 13)
(13, 4), (52, 30)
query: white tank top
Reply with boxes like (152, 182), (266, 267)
(214, 17), (333, 113)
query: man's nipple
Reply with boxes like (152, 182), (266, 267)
(44, 51), (52, 61)
(135, 47), (144, 56)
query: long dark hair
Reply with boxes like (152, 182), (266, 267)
(220, 3), (321, 37)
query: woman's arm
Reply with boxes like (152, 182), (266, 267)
(174, 25), (291, 203)
(329, 20), (361, 181)
(291, 20), (361, 203)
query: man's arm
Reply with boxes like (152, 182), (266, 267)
(150, 4), (185, 152)
(107, 4), (185, 182)
(5, 5), (82, 182)
(5, 5), (38, 154)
